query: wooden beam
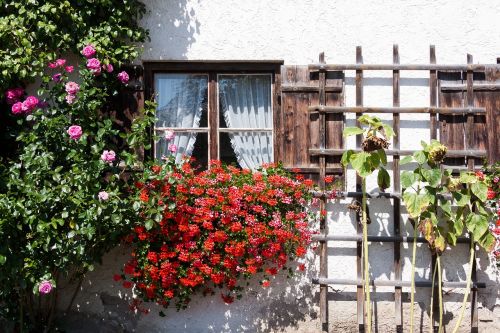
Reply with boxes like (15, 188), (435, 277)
(309, 148), (487, 158)
(308, 106), (486, 114)
(309, 63), (490, 71)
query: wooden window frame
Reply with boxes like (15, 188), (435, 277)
(143, 61), (283, 164)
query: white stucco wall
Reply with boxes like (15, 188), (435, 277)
(58, 1), (500, 332)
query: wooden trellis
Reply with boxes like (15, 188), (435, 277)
(280, 45), (500, 333)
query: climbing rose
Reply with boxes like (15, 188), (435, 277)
(104, 63), (114, 73)
(65, 95), (76, 105)
(164, 130), (175, 140)
(52, 73), (62, 82)
(81, 44), (96, 58)
(5, 87), (23, 104)
(65, 65), (74, 73)
(117, 71), (129, 84)
(67, 125), (83, 140)
(55, 58), (66, 67)
(487, 188), (496, 200)
(262, 280), (270, 288)
(22, 96), (39, 113)
(101, 150), (116, 163)
(65, 81), (80, 95)
(98, 191), (109, 201)
(87, 58), (101, 75)
(38, 281), (53, 294)
(11, 102), (23, 115)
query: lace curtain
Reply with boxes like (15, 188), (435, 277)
(155, 74), (208, 163)
(219, 75), (273, 169)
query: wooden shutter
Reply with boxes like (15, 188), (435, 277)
(439, 66), (500, 164)
(279, 65), (344, 179)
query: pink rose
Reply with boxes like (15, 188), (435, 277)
(117, 71), (129, 84)
(52, 73), (62, 82)
(104, 63), (114, 73)
(81, 44), (96, 58)
(98, 191), (109, 201)
(5, 88), (24, 104)
(101, 150), (116, 163)
(164, 130), (175, 141)
(55, 58), (66, 67)
(168, 143), (177, 153)
(65, 94), (76, 105)
(38, 281), (53, 294)
(23, 96), (39, 113)
(67, 125), (83, 140)
(65, 65), (74, 73)
(48, 62), (58, 69)
(87, 58), (101, 71)
(65, 82), (80, 95)
(11, 102), (23, 115)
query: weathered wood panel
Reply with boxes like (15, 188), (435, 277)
(280, 65), (344, 177)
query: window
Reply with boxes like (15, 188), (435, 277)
(144, 61), (282, 169)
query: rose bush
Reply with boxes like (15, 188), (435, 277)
(0, 42), (154, 331)
(118, 145), (315, 314)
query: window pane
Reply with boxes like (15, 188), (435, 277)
(218, 74), (272, 129)
(156, 132), (208, 169)
(219, 131), (273, 170)
(155, 74), (208, 128)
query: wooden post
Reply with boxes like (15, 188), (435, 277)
(430, 46), (438, 140)
(318, 52), (329, 332)
(392, 44), (403, 333)
(466, 54), (479, 333)
(355, 46), (366, 333)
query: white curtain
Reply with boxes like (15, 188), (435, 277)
(219, 75), (273, 169)
(155, 74), (207, 164)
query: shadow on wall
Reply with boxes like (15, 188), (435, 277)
(141, 0), (200, 60)
(56, 245), (320, 333)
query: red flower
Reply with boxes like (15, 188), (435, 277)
(265, 267), (278, 275)
(123, 281), (133, 289)
(325, 175), (334, 183)
(262, 280), (271, 288)
(221, 293), (234, 304)
(475, 171), (485, 181)
(113, 274), (122, 282)
(297, 263), (306, 271)
(487, 188), (496, 200)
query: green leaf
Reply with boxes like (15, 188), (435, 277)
(477, 232), (496, 252)
(403, 192), (430, 218)
(381, 123), (395, 139)
(400, 155), (413, 165)
(145, 220), (154, 230)
(421, 168), (442, 187)
(471, 182), (488, 202)
(401, 171), (418, 189)
(377, 149), (387, 165)
(466, 213), (489, 240)
(350, 152), (372, 177)
(0, 255), (6, 265)
(413, 151), (426, 164)
(377, 167), (390, 191)
(459, 172), (477, 184)
(341, 150), (354, 167)
(343, 127), (364, 137)
(452, 191), (470, 207)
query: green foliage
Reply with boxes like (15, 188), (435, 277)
(0, 0), (148, 91)
(342, 115), (392, 187)
(0, 1), (152, 329)
(401, 140), (495, 253)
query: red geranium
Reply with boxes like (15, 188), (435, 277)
(119, 159), (314, 312)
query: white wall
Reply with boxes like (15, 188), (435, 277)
(58, 1), (500, 332)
